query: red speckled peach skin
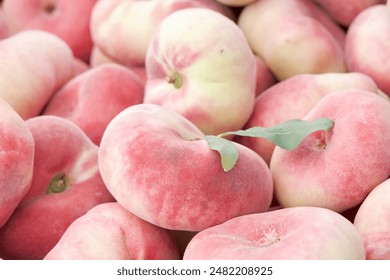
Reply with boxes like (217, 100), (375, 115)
(271, 89), (390, 212)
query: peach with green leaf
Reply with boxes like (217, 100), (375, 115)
(98, 103), (274, 232)
(270, 89), (390, 213)
(238, 72), (382, 165)
(98, 102), (333, 232)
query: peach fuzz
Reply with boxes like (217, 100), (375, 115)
(238, 0), (346, 80)
(313, 0), (383, 27)
(345, 4), (390, 97)
(43, 63), (144, 145)
(44, 202), (180, 260)
(99, 104), (273, 232)
(183, 207), (365, 260)
(354, 178), (390, 260)
(0, 116), (115, 260)
(90, 0), (235, 67)
(238, 72), (381, 165)
(0, 30), (75, 119)
(2, 0), (97, 61)
(144, 8), (256, 136)
(0, 98), (34, 228)
(270, 89), (390, 213)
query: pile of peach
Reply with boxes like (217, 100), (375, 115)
(0, 0), (389, 260)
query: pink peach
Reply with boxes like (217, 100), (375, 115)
(0, 98), (34, 228)
(2, 0), (97, 61)
(0, 116), (115, 259)
(0, 30), (75, 119)
(144, 8), (256, 136)
(238, 0), (346, 80)
(90, 0), (235, 67)
(238, 72), (381, 165)
(345, 4), (390, 96)
(270, 89), (390, 213)
(43, 63), (144, 145)
(183, 207), (365, 260)
(314, 0), (383, 26)
(354, 178), (390, 259)
(99, 104), (273, 231)
(44, 202), (180, 260)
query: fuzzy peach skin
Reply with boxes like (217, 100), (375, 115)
(238, 72), (381, 166)
(0, 116), (115, 260)
(0, 30), (74, 119)
(99, 104), (273, 232)
(0, 98), (34, 228)
(43, 63), (144, 145)
(238, 0), (346, 81)
(313, 0), (383, 27)
(44, 202), (180, 260)
(270, 89), (390, 213)
(90, 0), (234, 67)
(345, 5), (390, 97)
(144, 8), (256, 136)
(354, 178), (390, 260)
(183, 207), (365, 260)
(2, 0), (97, 61)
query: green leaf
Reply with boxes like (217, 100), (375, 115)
(218, 118), (334, 150)
(205, 135), (238, 172)
(204, 118), (334, 173)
